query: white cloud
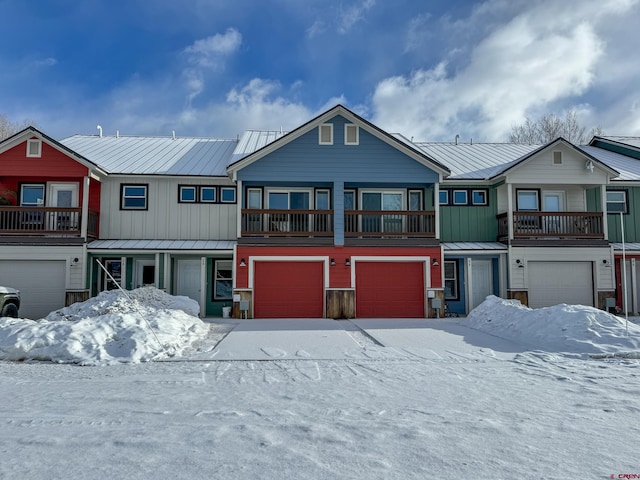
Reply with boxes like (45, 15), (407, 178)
(306, 19), (326, 39)
(33, 57), (58, 68)
(184, 28), (242, 68)
(372, 0), (640, 141)
(338, 0), (375, 34)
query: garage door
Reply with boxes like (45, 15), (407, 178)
(356, 262), (425, 317)
(528, 261), (593, 308)
(253, 261), (324, 318)
(0, 260), (66, 319)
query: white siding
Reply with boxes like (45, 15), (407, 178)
(505, 144), (609, 185)
(99, 176), (237, 240)
(509, 246), (614, 291)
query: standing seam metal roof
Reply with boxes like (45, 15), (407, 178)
(60, 135), (238, 176)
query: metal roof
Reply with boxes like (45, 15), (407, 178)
(413, 142), (540, 180)
(598, 136), (640, 149)
(443, 242), (508, 251)
(611, 242), (640, 252)
(87, 239), (236, 251)
(60, 135), (238, 176)
(579, 146), (640, 181)
(229, 130), (287, 164)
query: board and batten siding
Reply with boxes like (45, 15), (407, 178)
(440, 187), (498, 242)
(236, 115), (440, 184)
(509, 246), (614, 291)
(606, 185), (640, 243)
(99, 177), (237, 240)
(504, 144), (609, 185)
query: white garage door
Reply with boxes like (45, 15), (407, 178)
(528, 261), (593, 308)
(0, 260), (66, 319)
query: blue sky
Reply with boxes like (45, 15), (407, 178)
(1, 0), (639, 142)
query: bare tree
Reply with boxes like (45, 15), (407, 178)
(509, 110), (604, 144)
(0, 114), (36, 141)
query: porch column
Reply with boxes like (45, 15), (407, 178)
(81, 175), (90, 239)
(334, 180), (344, 246)
(236, 180), (243, 239)
(434, 182), (440, 239)
(507, 183), (514, 240)
(600, 184), (608, 240)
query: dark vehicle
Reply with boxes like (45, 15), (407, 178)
(0, 286), (20, 318)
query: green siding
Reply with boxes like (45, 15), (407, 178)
(440, 187), (498, 242)
(607, 186), (640, 242)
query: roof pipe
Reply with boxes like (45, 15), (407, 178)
(455, 134), (459, 145)
(96, 125), (103, 138)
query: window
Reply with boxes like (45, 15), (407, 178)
(606, 190), (627, 214)
(200, 187), (216, 203)
(121, 184), (148, 210)
(20, 184), (45, 206)
(179, 186), (197, 203)
(361, 191), (403, 233)
(247, 188), (262, 209)
(345, 124), (359, 145)
(453, 190), (468, 205)
(553, 151), (562, 165)
(213, 260), (233, 300)
(409, 190), (423, 210)
(516, 190), (539, 211)
(319, 124), (333, 145)
(221, 187), (236, 203)
(26, 139), (42, 157)
(439, 190), (449, 205)
(472, 190), (488, 205)
(444, 261), (459, 300)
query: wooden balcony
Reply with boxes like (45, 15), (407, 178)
(0, 207), (99, 238)
(497, 211), (604, 241)
(240, 209), (436, 239)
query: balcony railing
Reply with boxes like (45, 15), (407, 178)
(344, 210), (436, 237)
(240, 209), (436, 238)
(497, 211), (604, 240)
(0, 207), (99, 238)
(241, 209), (334, 237)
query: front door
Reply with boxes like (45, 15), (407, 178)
(48, 183), (79, 231)
(176, 259), (202, 308)
(469, 259), (492, 312)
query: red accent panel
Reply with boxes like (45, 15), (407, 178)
(254, 261), (324, 318)
(356, 262), (425, 318)
(1, 141), (89, 177)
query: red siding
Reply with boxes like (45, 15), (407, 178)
(356, 262), (425, 317)
(1, 140), (89, 177)
(254, 261), (324, 318)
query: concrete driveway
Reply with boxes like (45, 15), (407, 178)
(187, 317), (527, 361)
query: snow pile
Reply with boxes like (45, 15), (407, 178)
(466, 295), (640, 357)
(0, 287), (208, 365)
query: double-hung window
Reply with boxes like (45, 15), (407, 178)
(444, 261), (459, 300)
(121, 184), (148, 210)
(213, 260), (233, 300)
(606, 190), (627, 214)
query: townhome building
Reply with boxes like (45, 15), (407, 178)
(416, 138), (618, 314)
(60, 132), (239, 317)
(0, 127), (103, 318)
(227, 105), (450, 318)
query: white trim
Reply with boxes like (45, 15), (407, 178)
(248, 256), (330, 289)
(319, 123), (333, 145)
(344, 123), (359, 145)
(349, 256), (432, 289)
(213, 258), (233, 300)
(26, 138), (42, 157)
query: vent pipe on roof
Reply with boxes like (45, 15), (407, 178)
(470, 138), (473, 145)
(455, 134), (459, 145)
(97, 125), (103, 138)
(172, 130), (176, 140)
(116, 130), (119, 138)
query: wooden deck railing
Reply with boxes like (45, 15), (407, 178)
(240, 209), (436, 238)
(0, 207), (99, 238)
(497, 211), (604, 239)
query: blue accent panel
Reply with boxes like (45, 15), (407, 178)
(237, 115), (440, 184)
(334, 181), (344, 246)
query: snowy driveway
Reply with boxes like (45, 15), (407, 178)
(186, 317), (527, 362)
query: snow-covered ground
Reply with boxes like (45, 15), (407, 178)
(1, 290), (639, 478)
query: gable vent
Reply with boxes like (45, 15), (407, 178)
(319, 124), (333, 145)
(553, 151), (562, 165)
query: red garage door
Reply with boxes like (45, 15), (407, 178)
(356, 262), (425, 318)
(254, 261), (324, 318)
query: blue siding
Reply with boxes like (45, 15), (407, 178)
(237, 115), (440, 184)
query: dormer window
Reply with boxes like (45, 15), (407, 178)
(27, 139), (42, 158)
(345, 124), (359, 145)
(319, 124), (333, 145)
